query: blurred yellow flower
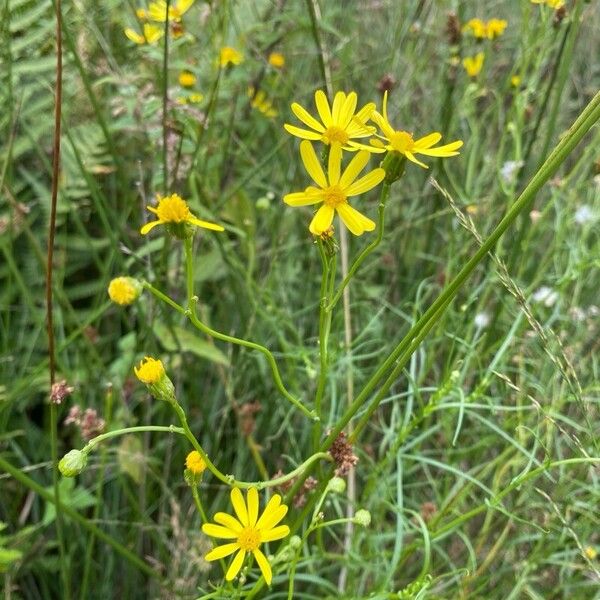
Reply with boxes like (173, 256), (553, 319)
(219, 46), (244, 67)
(136, 8), (148, 19)
(531, 0), (564, 8)
(284, 141), (384, 236)
(284, 90), (377, 151)
(463, 52), (485, 77)
(486, 18), (507, 39)
(124, 23), (163, 44)
(178, 70), (196, 88)
(202, 488), (290, 585)
(134, 356), (165, 384)
(248, 88), (277, 118)
(463, 18), (507, 39)
(511, 75), (521, 87)
(141, 194), (224, 235)
(268, 52), (285, 68)
(463, 18), (487, 39)
(370, 92), (463, 169)
(185, 450), (206, 474)
(148, 0), (194, 22)
(584, 546), (597, 560)
(108, 277), (141, 305)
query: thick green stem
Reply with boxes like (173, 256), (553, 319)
(81, 425), (185, 454)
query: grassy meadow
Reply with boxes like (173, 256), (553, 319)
(1, 0), (600, 598)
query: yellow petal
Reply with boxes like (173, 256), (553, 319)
(344, 168), (385, 196)
(143, 24), (163, 43)
(256, 495), (282, 529)
(314, 90), (332, 127)
(253, 548), (272, 585)
(331, 91), (346, 125)
(370, 111), (395, 140)
(291, 103), (325, 132)
(300, 140), (327, 188)
(416, 140), (463, 157)
(230, 487), (248, 526)
(348, 140), (385, 153)
(309, 205), (335, 235)
(175, 0), (194, 15)
(339, 92), (358, 128)
(202, 523), (239, 539)
(187, 215), (225, 231)
(339, 150), (370, 188)
(327, 142), (342, 185)
(247, 488), (259, 527)
(205, 542), (239, 561)
(405, 151), (429, 169)
(124, 28), (145, 44)
(225, 549), (246, 581)
(414, 132), (442, 149)
(283, 124), (322, 141)
(140, 220), (162, 235)
(260, 525), (290, 542)
(214, 512), (243, 532)
(336, 203), (376, 236)
(283, 191), (322, 206)
(355, 102), (376, 126)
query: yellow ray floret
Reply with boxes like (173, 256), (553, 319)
(284, 141), (385, 236)
(202, 488), (290, 585)
(370, 92), (463, 169)
(140, 194), (224, 235)
(284, 90), (378, 152)
(148, 0), (194, 22)
(124, 23), (163, 45)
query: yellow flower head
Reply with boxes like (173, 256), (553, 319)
(511, 75), (522, 88)
(148, 0), (194, 22)
(248, 88), (277, 118)
(124, 23), (163, 45)
(370, 92), (463, 169)
(178, 70), (196, 88)
(108, 277), (141, 306)
(136, 8), (148, 19)
(219, 46), (244, 67)
(284, 141), (384, 236)
(463, 52), (485, 78)
(141, 194), (224, 236)
(486, 18), (507, 39)
(584, 546), (598, 560)
(463, 18), (487, 39)
(134, 356), (165, 384)
(202, 488), (290, 585)
(268, 52), (285, 68)
(185, 450), (206, 474)
(284, 90), (378, 152)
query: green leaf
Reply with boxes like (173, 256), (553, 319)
(117, 435), (145, 485)
(153, 323), (229, 366)
(42, 478), (96, 526)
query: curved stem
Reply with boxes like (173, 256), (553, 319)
(81, 425), (185, 454)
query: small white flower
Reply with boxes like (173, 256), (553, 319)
(500, 160), (523, 184)
(574, 205), (594, 225)
(474, 312), (490, 328)
(533, 286), (558, 307)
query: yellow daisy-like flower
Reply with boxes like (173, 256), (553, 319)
(370, 92), (463, 169)
(511, 75), (521, 88)
(219, 46), (244, 67)
(463, 52), (485, 78)
(148, 0), (194, 22)
(463, 18), (487, 39)
(185, 450), (206, 474)
(284, 141), (384, 236)
(124, 23), (163, 45)
(140, 194), (224, 235)
(108, 277), (141, 305)
(202, 488), (290, 585)
(134, 356), (165, 384)
(178, 70), (196, 88)
(486, 18), (507, 39)
(284, 90), (377, 152)
(268, 52), (285, 68)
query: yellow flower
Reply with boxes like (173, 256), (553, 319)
(284, 141), (384, 236)
(248, 88), (277, 118)
(219, 46), (244, 67)
(531, 0), (564, 8)
(185, 451), (206, 474)
(178, 70), (196, 88)
(486, 18), (507, 39)
(124, 23), (163, 45)
(136, 8), (148, 19)
(108, 277), (141, 305)
(511, 75), (521, 87)
(268, 52), (285, 68)
(370, 92), (463, 169)
(140, 194), (224, 235)
(202, 488), (290, 585)
(148, 0), (194, 22)
(584, 546), (597, 560)
(134, 356), (165, 384)
(463, 18), (487, 39)
(284, 90), (377, 152)
(463, 52), (485, 78)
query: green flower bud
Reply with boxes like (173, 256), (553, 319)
(354, 509), (371, 527)
(327, 476), (346, 494)
(58, 449), (88, 477)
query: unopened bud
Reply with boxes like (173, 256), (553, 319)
(354, 509), (371, 527)
(327, 476), (346, 494)
(58, 449), (87, 477)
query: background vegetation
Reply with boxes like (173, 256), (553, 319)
(1, 0), (599, 598)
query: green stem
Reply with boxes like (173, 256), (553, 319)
(81, 425), (186, 454)
(162, 0), (170, 193)
(326, 182), (391, 312)
(0, 456), (164, 583)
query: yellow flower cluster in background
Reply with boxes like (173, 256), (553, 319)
(531, 0), (564, 8)
(125, 0), (193, 44)
(248, 87), (277, 118)
(463, 17), (508, 40)
(463, 52), (485, 77)
(177, 71), (204, 104)
(268, 52), (285, 68)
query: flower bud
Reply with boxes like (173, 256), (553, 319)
(354, 509), (371, 527)
(108, 277), (142, 306)
(134, 356), (176, 403)
(58, 449), (88, 477)
(327, 476), (346, 494)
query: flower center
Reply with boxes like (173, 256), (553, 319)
(323, 185), (347, 208)
(238, 527), (261, 551)
(389, 131), (414, 153)
(323, 126), (349, 145)
(156, 194), (191, 223)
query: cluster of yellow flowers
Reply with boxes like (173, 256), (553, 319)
(463, 17), (508, 40)
(283, 90), (462, 236)
(125, 0), (194, 44)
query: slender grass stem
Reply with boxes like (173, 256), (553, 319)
(162, 0), (171, 193)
